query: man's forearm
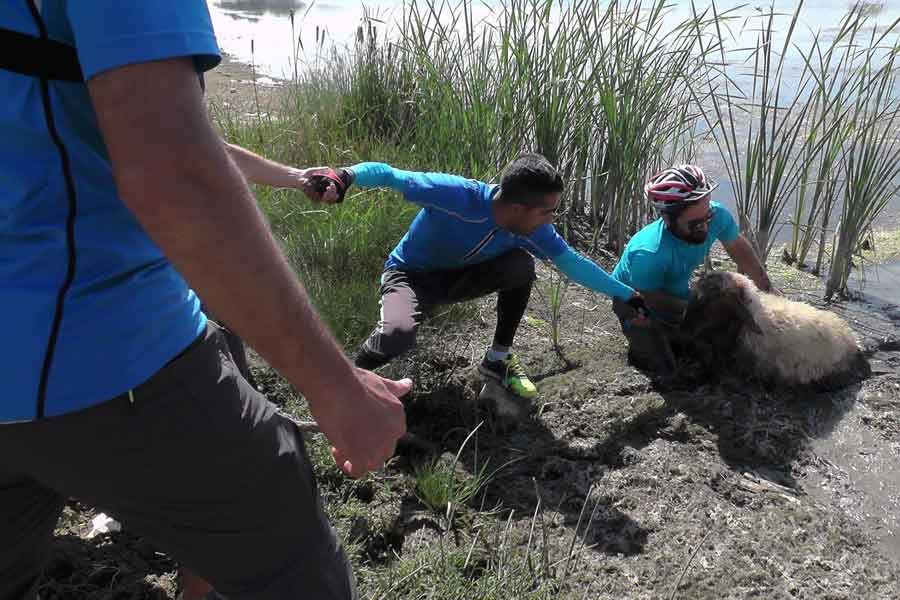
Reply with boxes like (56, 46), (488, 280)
(728, 237), (772, 291)
(89, 59), (353, 406)
(224, 142), (306, 189)
(741, 257), (772, 292)
(552, 247), (635, 300)
(348, 162), (405, 189)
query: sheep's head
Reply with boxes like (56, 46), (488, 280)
(681, 271), (763, 339)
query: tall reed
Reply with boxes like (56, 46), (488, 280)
(372, 0), (715, 251)
(690, 1), (820, 262)
(827, 26), (900, 298)
(589, 1), (711, 252)
(692, 1), (900, 289)
(784, 6), (896, 276)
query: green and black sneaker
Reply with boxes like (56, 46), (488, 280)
(478, 353), (537, 399)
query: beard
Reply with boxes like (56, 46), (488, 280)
(673, 228), (708, 245)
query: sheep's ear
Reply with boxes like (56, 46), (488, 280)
(733, 292), (763, 334)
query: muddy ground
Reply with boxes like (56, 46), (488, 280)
(37, 248), (900, 599)
(37, 52), (900, 600)
(367, 260), (900, 599)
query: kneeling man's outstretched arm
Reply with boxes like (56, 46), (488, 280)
(723, 235), (778, 294)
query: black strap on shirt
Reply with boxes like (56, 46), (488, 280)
(0, 25), (83, 82)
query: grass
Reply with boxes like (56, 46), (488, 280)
(360, 540), (562, 600)
(534, 268), (569, 349)
(296, 407), (572, 599)
(414, 424), (492, 520)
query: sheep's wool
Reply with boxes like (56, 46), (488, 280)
(726, 273), (862, 385)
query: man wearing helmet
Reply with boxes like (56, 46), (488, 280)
(612, 165), (775, 373)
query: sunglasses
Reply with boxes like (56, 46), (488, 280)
(684, 211), (713, 231)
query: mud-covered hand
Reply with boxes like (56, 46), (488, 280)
(626, 292), (651, 326)
(311, 368), (409, 478)
(300, 167), (355, 204)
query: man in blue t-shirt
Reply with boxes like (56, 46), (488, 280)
(611, 165), (777, 373)
(0, 3), (408, 599)
(306, 154), (649, 399)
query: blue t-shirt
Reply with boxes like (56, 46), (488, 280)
(0, 2), (220, 422)
(612, 202), (740, 300)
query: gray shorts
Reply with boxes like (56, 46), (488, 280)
(0, 324), (356, 600)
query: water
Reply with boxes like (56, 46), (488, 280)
(851, 260), (900, 304)
(208, 0), (440, 78)
(806, 401), (900, 560)
(207, 1), (900, 79)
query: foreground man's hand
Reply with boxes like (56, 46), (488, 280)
(312, 369), (410, 478)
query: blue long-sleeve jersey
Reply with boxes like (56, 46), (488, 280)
(349, 162), (635, 301)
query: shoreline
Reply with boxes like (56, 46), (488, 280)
(204, 52), (287, 118)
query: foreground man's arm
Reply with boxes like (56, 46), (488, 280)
(88, 57), (406, 477)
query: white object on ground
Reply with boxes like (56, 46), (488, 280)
(86, 512), (122, 539)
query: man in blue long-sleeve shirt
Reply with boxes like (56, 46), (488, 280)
(314, 154), (647, 399)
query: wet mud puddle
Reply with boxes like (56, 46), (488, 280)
(804, 397), (900, 561)
(850, 259), (900, 308)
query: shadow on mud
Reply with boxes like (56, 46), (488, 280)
(389, 328), (889, 562)
(389, 349), (651, 559)
(629, 375), (863, 486)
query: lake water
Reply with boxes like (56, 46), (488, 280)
(851, 260), (900, 304)
(207, 1), (900, 79)
(208, 0), (407, 78)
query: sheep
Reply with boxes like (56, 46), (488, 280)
(680, 271), (871, 390)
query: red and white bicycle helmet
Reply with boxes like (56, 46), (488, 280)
(645, 165), (718, 214)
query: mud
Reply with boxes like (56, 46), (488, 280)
(37, 260), (900, 598)
(38, 503), (177, 599)
(374, 263), (900, 598)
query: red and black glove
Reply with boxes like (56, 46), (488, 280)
(307, 167), (355, 203)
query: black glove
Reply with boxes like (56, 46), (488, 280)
(308, 167), (355, 203)
(626, 294), (650, 318)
